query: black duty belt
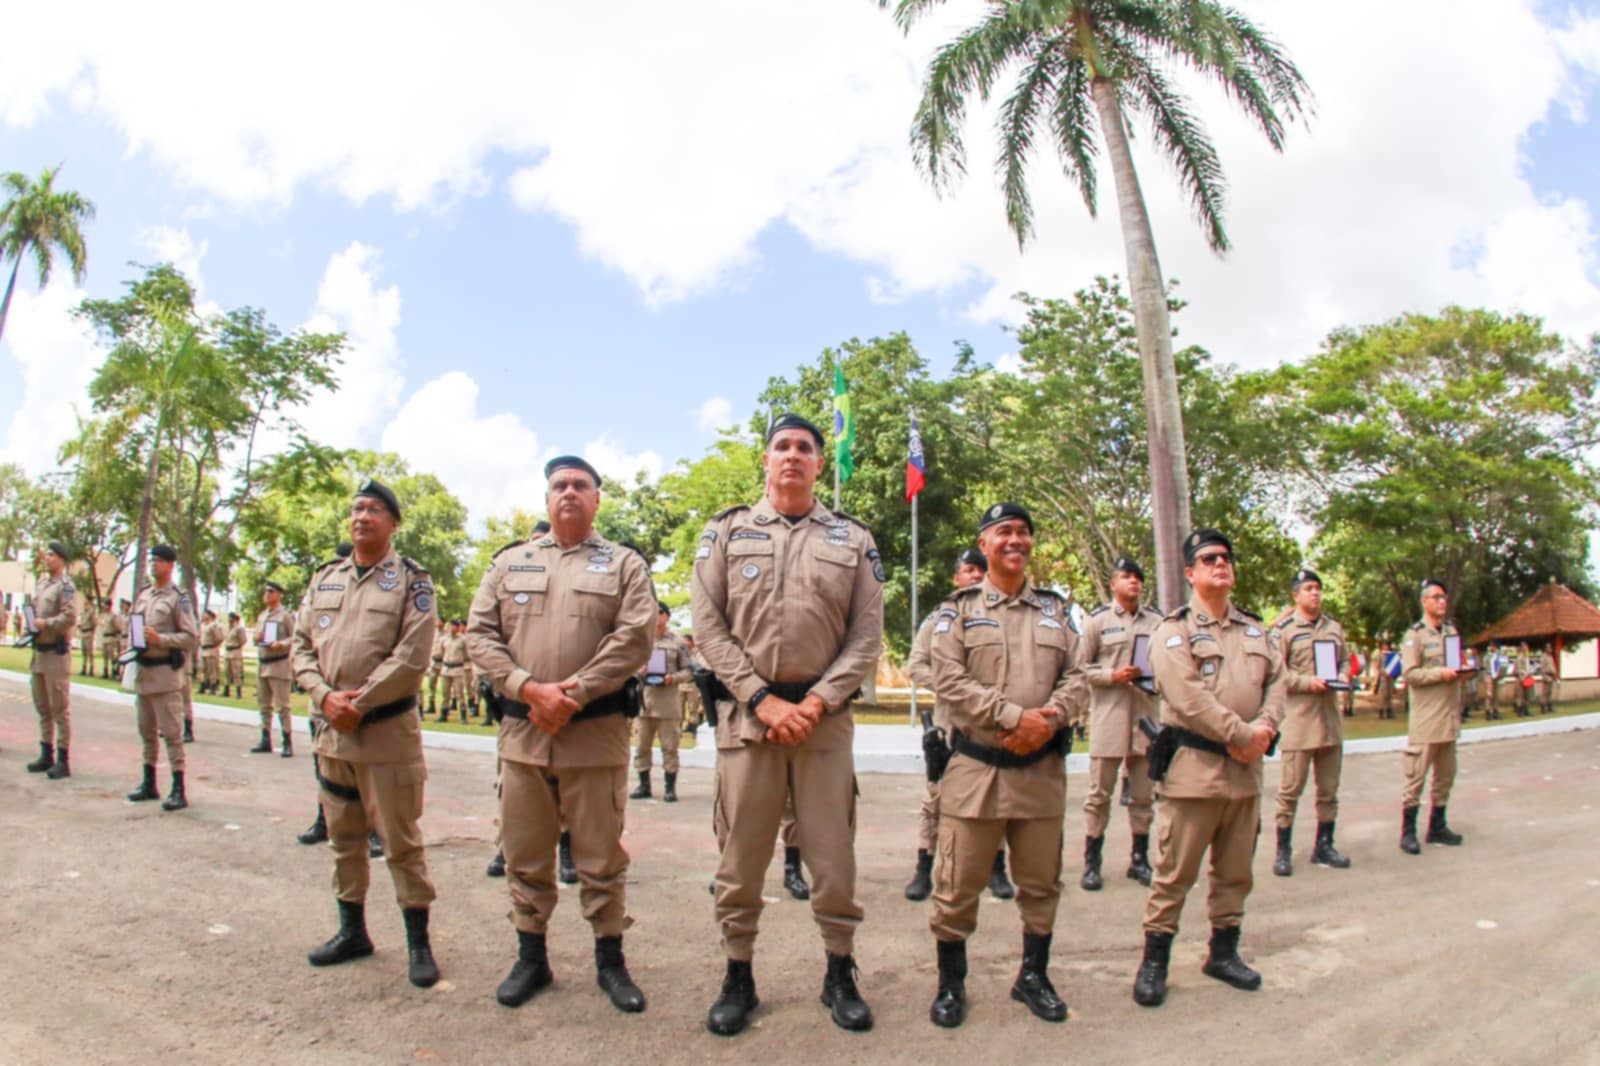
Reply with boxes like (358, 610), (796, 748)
(316, 769), (361, 802)
(442, 661), (465, 669)
(138, 650), (185, 669)
(1171, 727), (1229, 757)
(950, 727), (1071, 769)
(35, 638), (70, 655)
(259, 653), (289, 665)
(201, 643), (221, 651)
(359, 694), (419, 729)
(500, 685), (637, 723)
(765, 679), (818, 703)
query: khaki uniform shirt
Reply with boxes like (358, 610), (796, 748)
(1150, 597), (1286, 800)
(906, 609), (955, 730)
(200, 620), (226, 652)
(1402, 619), (1463, 744)
(640, 629), (693, 719)
(98, 608), (124, 642)
(131, 584), (199, 695)
(690, 497), (885, 753)
(225, 622), (247, 658)
(29, 573), (79, 679)
(293, 547), (436, 764)
(1079, 599), (1162, 758)
(430, 632), (447, 671)
(76, 601), (97, 640)
(441, 633), (468, 674)
(255, 606), (295, 679)
(1275, 610), (1348, 751)
(929, 576), (1085, 819)
(467, 532), (656, 769)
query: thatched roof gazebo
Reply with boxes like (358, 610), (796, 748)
(1471, 580), (1600, 676)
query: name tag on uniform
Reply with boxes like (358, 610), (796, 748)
(1038, 618), (1062, 629)
(1245, 626), (1262, 637)
(963, 618), (999, 629)
(586, 564), (612, 574)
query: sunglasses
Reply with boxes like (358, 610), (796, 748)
(1193, 552), (1234, 568)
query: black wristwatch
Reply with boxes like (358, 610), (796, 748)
(747, 687), (771, 712)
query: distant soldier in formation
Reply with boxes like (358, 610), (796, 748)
(75, 588), (96, 677)
(630, 601), (695, 803)
(98, 597), (124, 680)
(126, 544), (199, 811)
(1483, 643), (1505, 720)
(223, 612), (247, 698)
(26, 541), (78, 779)
(1376, 642), (1400, 720)
(252, 581), (296, 755)
(1512, 644), (1534, 717)
(426, 627), (446, 716)
(199, 609), (225, 694)
(439, 620), (469, 722)
(180, 657), (196, 743)
(1398, 579), (1466, 854)
(1537, 649), (1559, 714)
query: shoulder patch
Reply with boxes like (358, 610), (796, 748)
(491, 539), (525, 560)
(712, 505), (750, 521)
(1165, 604), (1191, 621)
(1089, 604), (1109, 616)
(832, 510), (872, 533)
(1410, 621), (1425, 631)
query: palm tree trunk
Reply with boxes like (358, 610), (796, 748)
(1091, 76), (1192, 611)
(133, 429), (161, 597)
(0, 249), (25, 348)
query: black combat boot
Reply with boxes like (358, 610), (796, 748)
(663, 772), (678, 803)
(1272, 825), (1293, 877)
(183, 719), (195, 744)
(46, 747), (70, 779)
(1426, 806), (1463, 846)
(705, 958), (758, 1035)
(496, 930), (553, 1007)
(904, 849), (933, 901)
(1400, 805), (1421, 854)
(26, 742), (53, 773)
(929, 938), (967, 1028)
(821, 952), (873, 1031)
(1128, 832), (1154, 885)
(1133, 931), (1173, 1007)
(1080, 835), (1104, 891)
(629, 771), (651, 800)
(596, 935), (647, 1012)
(368, 831), (384, 858)
(249, 729), (271, 754)
(308, 900), (374, 967)
(161, 771), (188, 811)
(783, 847), (811, 900)
(280, 730), (293, 757)
(1312, 821), (1352, 868)
(486, 849), (506, 877)
(128, 764), (159, 802)
(298, 807), (328, 845)
(558, 830), (578, 884)
(403, 907), (440, 988)
(988, 849), (1015, 900)
(1201, 925), (1261, 991)
(1011, 932), (1067, 1021)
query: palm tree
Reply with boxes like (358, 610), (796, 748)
(0, 164), (96, 345)
(880, 0), (1311, 609)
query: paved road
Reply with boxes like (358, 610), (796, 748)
(1, 679), (1597, 1064)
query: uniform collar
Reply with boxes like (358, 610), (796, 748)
(980, 574), (1036, 608)
(752, 495), (833, 526)
(1292, 609), (1321, 628)
(340, 545), (400, 578)
(1187, 595), (1239, 628)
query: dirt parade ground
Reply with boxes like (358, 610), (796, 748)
(1, 678), (1597, 1065)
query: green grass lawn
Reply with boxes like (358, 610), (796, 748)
(5, 644), (1591, 748)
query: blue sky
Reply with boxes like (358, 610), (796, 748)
(2, 0), (1598, 529)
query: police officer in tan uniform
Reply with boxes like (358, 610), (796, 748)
(251, 581), (295, 755)
(926, 503), (1084, 1029)
(691, 413), (885, 1036)
(631, 601), (694, 802)
(223, 612), (246, 698)
(126, 545), (200, 811)
(469, 457), (655, 1013)
(1132, 529), (1285, 1008)
(904, 547), (990, 901)
(98, 598), (124, 679)
(1537, 649), (1559, 714)
(75, 589), (96, 677)
(1078, 556), (1162, 892)
(294, 480), (440, 988)
(439, 621), (469, 722)
(26, 541), (78, 779)
(1399, 578), (1466, 854)
(199, 609), (225, 693)
(1271, 569), (1353, 877)
(426, 628), (446, 715)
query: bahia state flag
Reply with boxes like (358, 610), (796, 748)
(905, 413), (926, 502)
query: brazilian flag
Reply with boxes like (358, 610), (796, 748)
(832, 365), (855, 482)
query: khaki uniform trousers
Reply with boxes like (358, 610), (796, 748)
(226, 653), (244, 688)
(318, 755), (435, 908)
(501, 761), (630, 938)
(1401, 741), (1457, 808)
(1085, 754), (1155, 838)
(633, 718), (680, 774)
(1276, 746), (1342, 826)
(918, 778), (941, 854)
(712, 743), (861, 961)
(258, 677), (291, 731)
(31, 674), (70, 747)
(78, 635), (94, 674)
(101, 639), (123, 677)
(202, 652), (221, 687)
(426, 667), (441, 706)
(137, 691), (187, 772)
(1144, 795), (1260, 936)
(931, 815), (1063, 942)
(442, 672), (467, 708)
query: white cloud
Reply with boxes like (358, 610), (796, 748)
(380, 370), (545, 527)
(134, 225), (207, 291)
(291, 242), (404, 449)
(572, 436), (663, 489)
(0, 282), (105, 475)
(696, 395), (732, 432)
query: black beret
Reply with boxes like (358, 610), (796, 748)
(46, 540), (69, 560)
(956, 547), (988, 572)
(1112, 556), (1145, 581)
(203, 609), (217, 619)
(1291, 568), (1322, 592)
(544, 455), (601, 485)
(766, 412), (826, 450)
(356, 479), (402, 520)
(1182, 528), (1232, 566)
(531, 520), (551, 535)
(335, 542), (353, 558)
(978, 502), (1033, 535)
(149, 544), (177, 563)
(1420, 577), (1447, 595)
(228, 612), (240, 621)
(657, 601), (672, 615)
(263, 580), (285, 594)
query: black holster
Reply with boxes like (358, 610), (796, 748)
(692, 668), (729, 728)
(921, 717), (952, 783)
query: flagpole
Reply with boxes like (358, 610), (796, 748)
(910, 491), (919, 726)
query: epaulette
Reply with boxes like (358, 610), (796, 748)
(951, 585), (983, 602)
(1037, 587), (1068, 601)
(712, 505), (749, 521)
(402, 555), (430, 575)
(1165, 604), (1192, 621)
(833, 510), (872, 532)
(1235, 606), (1262, 622)
(491, 539), (524, 560)
(620, 540), (651, 563)
(1409, 621), (1425, 631)
(1140, 605), (1163, 619)
(1274, 613), (1295, 629)
(1089, 604), (1110, 617)
(317, 556), (343, 570)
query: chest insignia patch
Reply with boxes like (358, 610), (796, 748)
(934, 620), (951, 634)
(318, 615), (332, 629)
(1039, 618), (1062, 629)
(696, 545), (712, 560)
(1245, 626), (1262, 637)
(513, 592), (531, 605)
(741, 563), (761, 580)
(1166, 635), (1183, 648)
(1201, 659), (1219, 677)
(378, 579), (398, 592)
(414, 592), (432, 613)
(585, 564), (612, 574)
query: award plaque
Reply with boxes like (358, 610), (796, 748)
(1444, 633), (1474, 673)
(261, 619), (281, 646)
(645, 648), (668, 685)
(128, 612), (148, 651)
(23, 603), (37, 634)
(1313, 639), (1351, 691)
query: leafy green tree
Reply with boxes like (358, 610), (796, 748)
(880, 0), (1312, 609)
(0, 164), (95, 344)
(0, 462), (31, 558)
